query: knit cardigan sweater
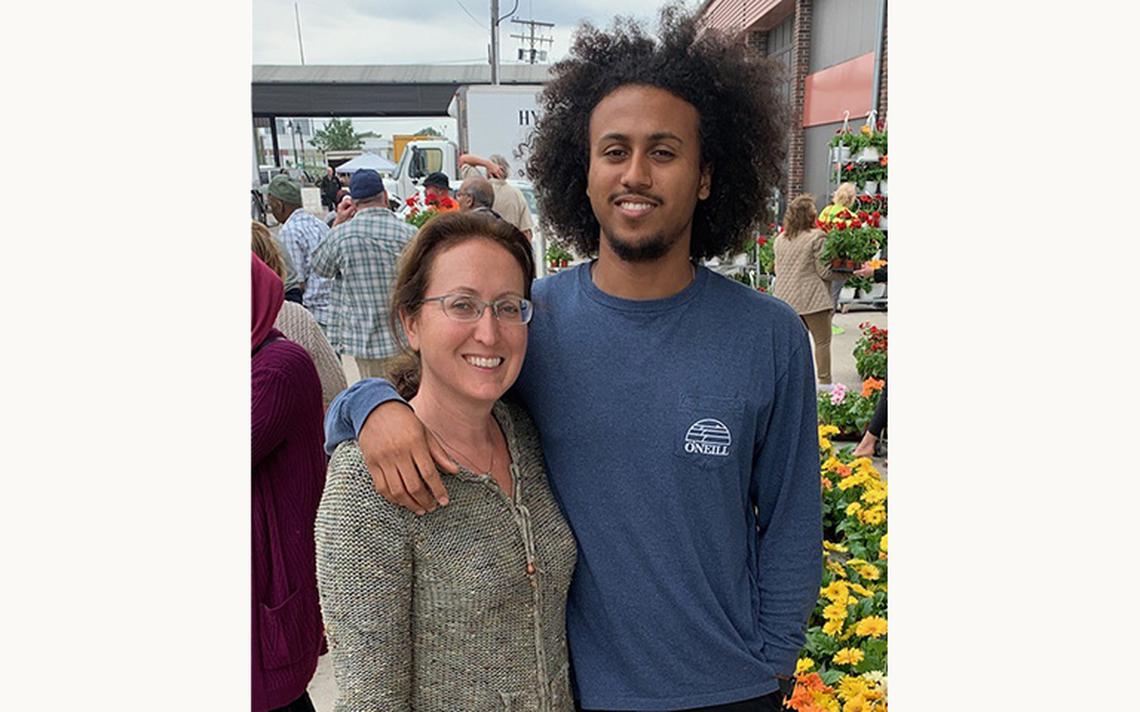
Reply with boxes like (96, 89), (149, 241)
(275, 301), (348, 409)
(772, 228), (837, 315)
(316, 400), (578, 712)
(252, 332), (328, 711)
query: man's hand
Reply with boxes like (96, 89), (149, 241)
(332, 195), (357, 226)
(359, 402), (458, 515)
(486, 163), (506, 179)
(853, 262), (874, 278)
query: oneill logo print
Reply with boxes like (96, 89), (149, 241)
(684, 419), (732, 456)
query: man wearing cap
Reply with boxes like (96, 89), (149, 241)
(459, 153), (535, 239)
(266, 174), (333, 331)
(420, 172), (454, 207)
(311, 170), (416, 378)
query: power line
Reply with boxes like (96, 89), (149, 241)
(455, 0), (486, 29)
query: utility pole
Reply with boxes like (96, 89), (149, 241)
(509, 18), (554, 64)
(294, 2), (306, 65)
(490, 0), (500, 85)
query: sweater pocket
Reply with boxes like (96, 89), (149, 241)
(259, 586), (320, 670)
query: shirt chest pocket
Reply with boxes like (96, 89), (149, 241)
(673, 394), (747, 469)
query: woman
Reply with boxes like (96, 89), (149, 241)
(251, 253), (327, 712)
(818, 182), (857, 308)
(252, 221), (348, 409)
(315, 212), (578, 711)
(773, 194), (839, 385)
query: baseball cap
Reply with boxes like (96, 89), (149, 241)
(422, 172), (451, 190)
(349, 170), (385, 200)
(266, 175), (302, 204)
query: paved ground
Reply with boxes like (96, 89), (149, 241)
(305, 305), (888, 709)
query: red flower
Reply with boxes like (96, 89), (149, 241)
(836, 221), (847, 230)
(852, 219), (863, 228)
(405, 196), (417, 206)
(858, 211), (869, 221)
(756, 236), (768, 246)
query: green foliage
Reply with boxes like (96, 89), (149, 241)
(817, 387), (882, 436)
(414, 126), (444, 137)
(853, 322), (888, 380)
(545, 241), (573, 263)
(311, 117), (363, 151)
(819, 226), (883, 264)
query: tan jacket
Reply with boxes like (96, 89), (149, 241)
(772, 228), (837, 315)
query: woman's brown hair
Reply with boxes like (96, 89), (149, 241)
(250, 221), (288, 281)
(782, 194), (818, 238)
(386, 212), (536, 399)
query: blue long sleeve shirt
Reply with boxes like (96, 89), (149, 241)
(325, 264), (822, 710)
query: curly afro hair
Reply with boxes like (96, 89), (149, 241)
(527, 3), (789, 261)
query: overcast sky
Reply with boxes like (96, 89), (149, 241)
(253, 0), (697, 139)
(253, 0), (692, 66)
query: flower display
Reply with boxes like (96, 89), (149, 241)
(792, 427), (888, 709)
(403, 192), (459, 228)
(817, 380), (883, 437)
(817, 211), (884, 266)
(853, 323), (887, 381)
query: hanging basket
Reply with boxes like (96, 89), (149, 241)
(856, 147), (880, 162)
(834, 145), (851, 163)
(879, 216), (888, 231)
(879, 179), (888, 196)
(862, 181), (879, 195)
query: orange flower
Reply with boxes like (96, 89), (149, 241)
(879, 155), (888, 166)
(835, 464), (852, 478)
(821, 475), (834, 491)
(861, 377), (885, 397)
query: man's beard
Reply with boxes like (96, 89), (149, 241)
(602, 228), (681, 263)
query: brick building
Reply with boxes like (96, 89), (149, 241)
(697, 0), (888, 212)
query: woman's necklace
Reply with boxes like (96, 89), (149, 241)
(430, 428), (495, 477)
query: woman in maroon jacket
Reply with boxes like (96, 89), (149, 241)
(251, 252), (326, 711)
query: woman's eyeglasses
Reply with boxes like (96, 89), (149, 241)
(419, 294), (533, 325)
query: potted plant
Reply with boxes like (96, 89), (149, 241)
(854, 125), (879, 162)
(828, 128), (859, 163)
(853, 322), (887, 380)
(818, 213), (884, 272)
(403, 192), (460, 228)
(545, 241), (572, 270)
(877, 154), (888, 195)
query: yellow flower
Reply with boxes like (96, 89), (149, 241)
(861, 124), (872, 135)
(826, 559), (848, 578)
(843, 695), (870, 712)
(854, 616), (888, 638)
(838, 474), (865, 491)
(847, 596), (858, 606)
(879, 534), (888, 554)
(858, 505), (886, 526)
(832, 647), (865, 666)
(860, 487), (887, 505)
(849, 582), (874, 597)
(796, 657), (816, 674)
(837, 676), (870, 701)
(823, 601), (848, 621)
(823, 540), (849, 553)
(821, 580), (850, 602)
(846, 502), (863, 517)
(846, 559), (869, 567)
(822, 618), (844, 636)
(857, 564), (881, 581)
(820, 424), (841, 437)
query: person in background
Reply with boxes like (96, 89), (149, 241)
(312, 169), (417, 379)
(817, 182), (857, 308)
(319, 165), (341, 215)
(316, 211), (577, 711)
(252, 221), (348, 409)
(421, 172), (454, 206)
(251, 253), (326, 712)
(459, 153), (535, 239)
(772, 194), (839, 386)
(266, 175), (334, 332)
(456, 173), (500, 218)
(325, 187), (350, 228)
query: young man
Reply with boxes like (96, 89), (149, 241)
(324, 7), (820, 711)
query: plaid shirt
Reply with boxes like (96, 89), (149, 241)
(278, 208), (333, 326)
(311, 207), (417, 360)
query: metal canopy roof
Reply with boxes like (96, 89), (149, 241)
(252, 64), (552, 117)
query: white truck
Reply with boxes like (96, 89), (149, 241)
(383, 84), (543, 204)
